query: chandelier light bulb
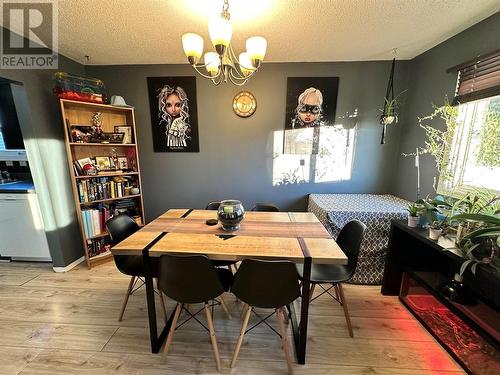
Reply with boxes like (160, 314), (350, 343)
(246, 36), (267, 68)
(182, 33), (204, 65)
(204, 52), (220, 76)
(209, 16), (232, 55)
(238, 52), (255, 77)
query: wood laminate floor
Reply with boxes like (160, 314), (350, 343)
(0, 261), (464, 374)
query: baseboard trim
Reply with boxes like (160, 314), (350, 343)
(52, 256), (85, 273)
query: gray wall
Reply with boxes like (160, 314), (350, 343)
(0, 28), (85, 267)
(87, 61), (409, 221)
(393, 12), (500, 200)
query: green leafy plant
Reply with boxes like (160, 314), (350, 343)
(407, 202), (419, 217)
(477, 97), (500, 167)
(415, 197), (439, 224)
(402, 98), (459, 190)
(379, 91), (406, 125)
(450, 208), (500, 276)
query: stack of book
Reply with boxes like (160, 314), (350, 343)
(81, 205), (112, 239)
(86, 237), (111, 258)
(77, 177), (133, 203)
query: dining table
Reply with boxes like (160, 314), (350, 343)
(111, 208), (347, 364)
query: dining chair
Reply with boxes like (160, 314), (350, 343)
(251, 203), (280, 212)
(157, 254), (233, 371)
(105, 214), (167, 322)
(231, 259), (300, 374)
(296, 220), (366, 337)
(205, 200), (221, 210)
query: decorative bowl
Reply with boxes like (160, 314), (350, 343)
(217, 200), (245, 231)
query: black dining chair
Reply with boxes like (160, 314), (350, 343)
(296, 220), (366, 337)
(251, 203), (280, 212)
(205, 201), (221, 210)
(231, 259), (300, 374)
(105, 214), (167, 322)
(157, 254), (233, 371)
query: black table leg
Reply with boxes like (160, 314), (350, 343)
(288, 255), (312, 364)
(297, 255), (312, 364)
(142, 248), (161, 353)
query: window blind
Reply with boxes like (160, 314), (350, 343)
(449, 49), (500, 105)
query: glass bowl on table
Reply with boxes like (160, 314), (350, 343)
(217, 200), (245, 231)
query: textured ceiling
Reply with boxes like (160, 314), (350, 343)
(12, 0), (500, 65)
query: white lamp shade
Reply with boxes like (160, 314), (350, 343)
(208, 16), (232, 48)
(204, 52), (220, 75)
(246, 36), (267, 61)
(238, 52), (255, 76)
(182, 33), (204, 61)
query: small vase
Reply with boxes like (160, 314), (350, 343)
(217, 200), (245, 231)
(407, 215), (419, 228)
(429, 227), (442, 241)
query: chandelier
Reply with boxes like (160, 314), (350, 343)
(181, 0), (267, 86)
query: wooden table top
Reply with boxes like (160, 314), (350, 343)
(111, 209), (347, 264)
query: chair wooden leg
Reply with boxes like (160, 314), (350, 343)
(336, 283), (354, 338)
(118, 276), (135, 321)
(231, 304), (251, 368)
(163, 303), (182, 356)
(205, 303), (221, 371)
(219, 295), (232, 319)
(309, 283), (316, 302)
(240, 303), (248, 319)
(155, 279), (168, 322)
(277, 307), (294, 375)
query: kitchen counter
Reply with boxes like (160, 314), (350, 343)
(0, 180), (36, 193)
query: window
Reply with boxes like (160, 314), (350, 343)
(273, 125), (356, 186)
(439, 50), (500, 196)
(438, 94), (500, 195)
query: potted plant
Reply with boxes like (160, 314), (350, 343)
(439, 197), (500, 305)
(379, 97), (399, 126)
(407, 202), (420, 227)
(429, 220), (446, 240)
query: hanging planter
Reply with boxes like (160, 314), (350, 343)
(379, 57), (404, 144)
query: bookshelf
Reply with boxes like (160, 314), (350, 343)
(59, 99), (145, 268)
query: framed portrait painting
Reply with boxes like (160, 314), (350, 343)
(284, 77), (339, 130)
(147, 76), (199, 152)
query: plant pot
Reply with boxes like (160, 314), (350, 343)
(429, 227), (442, 241)
(382, 115), (395, 125)
(407, 215), (419, 228)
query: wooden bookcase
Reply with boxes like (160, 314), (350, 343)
(59, 99), (145, 268)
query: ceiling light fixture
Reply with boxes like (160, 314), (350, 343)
(181, 0), (267, 86)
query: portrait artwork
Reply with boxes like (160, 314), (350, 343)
(284, 77), (339, 129)
(283, 77), (340, 154)
(147, 76), (199, 152)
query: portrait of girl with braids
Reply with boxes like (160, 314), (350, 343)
(157, 85), (191, 149)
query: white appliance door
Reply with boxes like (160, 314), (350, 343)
(0, 193), (51, 260)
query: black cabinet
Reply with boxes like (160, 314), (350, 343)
(382, 220), (499, 374)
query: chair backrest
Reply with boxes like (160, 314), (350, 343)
(105, 214), (140, 245)
(158, 254), (225, 304)
(336, 220), (366, 275)
(232, 259), (300, 308)
(251, 203), (280, 212)
(205, 201), (221, 210)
